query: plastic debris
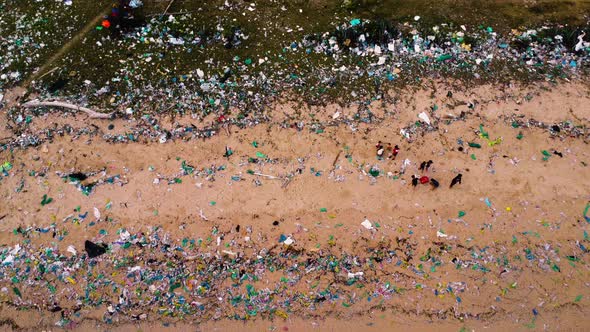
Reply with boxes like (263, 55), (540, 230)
(84, 240), (107, 258)
(361, 218), (373, 230)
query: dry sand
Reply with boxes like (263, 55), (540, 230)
(0, 81), (589, 331)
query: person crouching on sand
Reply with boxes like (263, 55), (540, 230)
(376, 141), (385, 158)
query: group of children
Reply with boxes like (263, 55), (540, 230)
(411, 160), (440, 189)
(375, 141), (400, 160)
(374, 142), (462, 189)
(411, 162), (462, 189)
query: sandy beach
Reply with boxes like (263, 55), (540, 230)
(2, 0), (590, 330)
(0, 80), (589, 330)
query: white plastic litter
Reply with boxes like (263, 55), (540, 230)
(361, 218), (373, 230)
(418, 112), (431, 125)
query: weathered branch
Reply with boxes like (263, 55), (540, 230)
(21, 100), (112, 119)
(252, 172), (280, 179)
(163, 0), (175, 16)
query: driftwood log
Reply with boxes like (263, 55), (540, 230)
(21, 100), (112, 119)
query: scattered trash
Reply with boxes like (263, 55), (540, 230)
(0, 3), (587, 329)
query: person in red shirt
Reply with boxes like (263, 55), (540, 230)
(391, 145), (400, 160)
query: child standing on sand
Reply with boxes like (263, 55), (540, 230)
(390, 145), (400, 160)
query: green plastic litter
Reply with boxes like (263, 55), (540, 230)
(458, 211), (466, 218)
(479, 124), (489, 139)
(468, 142), (481, 148)
(369, 169), (380, 177)
(516, 132), (524, 140)
(320, 208), (327, 212)
(0, 162), (12, 172)
(542, 150), (551, 157)
(575, 295), (583, 302)
(181, 161), (194, 174)
(470, 154), (476, 160)
(169, 282), (181, 292)
(41, 194), (53, 206)
(436, 54), (452, 62)
(255, 152), (267, 159)
(209, 201), (216, 206)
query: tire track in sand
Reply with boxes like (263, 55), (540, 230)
(21, 4), (113, 88)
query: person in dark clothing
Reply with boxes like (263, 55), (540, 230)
(419, 161), (427, 171)
(425, 160), (433, 171)
(430, 178), (439, 188)
(450, 174), (462, 188)
(224, 146), (233, 159)
(411, 175), (418, 186)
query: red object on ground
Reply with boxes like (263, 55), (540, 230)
(102, 20), (111, 28)
(419, 176), (429, 184)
